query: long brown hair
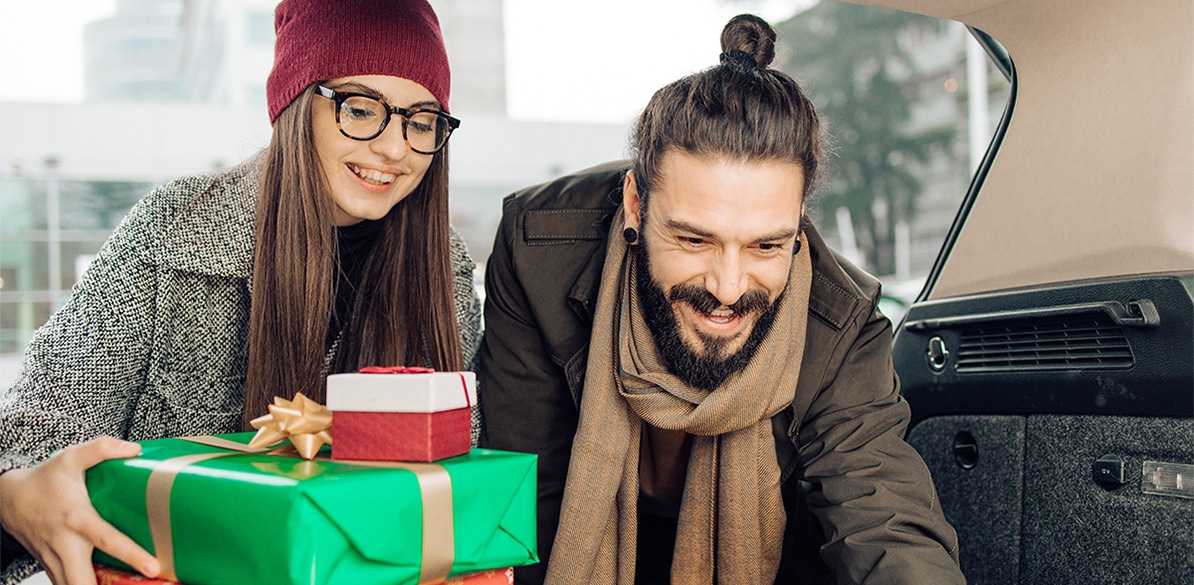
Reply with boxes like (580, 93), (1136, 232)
(630, 14), (827, 212)
(243, 84), (463, 428)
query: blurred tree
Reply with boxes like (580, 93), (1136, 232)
(775, 1), (956, 276)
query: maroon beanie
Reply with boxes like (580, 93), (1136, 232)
(266, 0), (451, 124)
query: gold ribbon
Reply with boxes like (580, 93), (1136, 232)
(144, 435), (455, 584)
(247, 392), (333, 460)
(146, 451), (239, 581)
(338, 459), (455, 583)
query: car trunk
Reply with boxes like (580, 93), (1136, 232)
(844, 0), (1194, 582)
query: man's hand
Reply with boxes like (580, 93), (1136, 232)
(0, 437), (161, 585)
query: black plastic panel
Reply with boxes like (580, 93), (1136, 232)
(954, 311), (1133, 372)
(894, 275), (1193, 427)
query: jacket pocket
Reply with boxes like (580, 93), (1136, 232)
(127, 372), (245, 441)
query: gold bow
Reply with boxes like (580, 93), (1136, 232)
(248, 392), (333, 460)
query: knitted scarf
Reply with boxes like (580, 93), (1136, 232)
(546, 215), (812, 584)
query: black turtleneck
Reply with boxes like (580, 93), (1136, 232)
(328, 218), (384, 350)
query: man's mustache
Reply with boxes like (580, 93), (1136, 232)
(668, 283), (770, 316)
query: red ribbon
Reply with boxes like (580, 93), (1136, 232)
(359, 366), (436, 374)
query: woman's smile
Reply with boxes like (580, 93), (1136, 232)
(347, 162), (398, 186)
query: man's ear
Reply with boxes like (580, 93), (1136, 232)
(623, 171), (642, 231)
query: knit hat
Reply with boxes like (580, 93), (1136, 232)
(266, 0), (451, 124)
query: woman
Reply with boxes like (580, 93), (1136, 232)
(0, 1), (481, 583)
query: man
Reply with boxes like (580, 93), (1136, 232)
(479, 14), (964, 585)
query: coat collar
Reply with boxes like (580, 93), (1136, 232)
(155, 157), (260, 279)
(803, 224), (865, 333)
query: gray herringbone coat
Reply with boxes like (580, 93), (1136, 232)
(0, 156), (483, 584)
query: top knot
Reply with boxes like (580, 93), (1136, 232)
(719, 14), (777, 69)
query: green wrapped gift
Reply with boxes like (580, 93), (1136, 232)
(86, 432), (537, 585)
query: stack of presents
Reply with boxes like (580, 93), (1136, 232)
(88, 367), (537, 585)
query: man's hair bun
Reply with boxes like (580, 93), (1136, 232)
(719, 14), (777, 69)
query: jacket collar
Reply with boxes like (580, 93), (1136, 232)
(803, 223), (864, 333)
(156, 157), (260, 279)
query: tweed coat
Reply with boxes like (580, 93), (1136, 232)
(478, 161), (963, 585)
(0, 155), (483, 584)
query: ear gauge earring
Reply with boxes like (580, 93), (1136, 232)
(623, 227), (639, 245)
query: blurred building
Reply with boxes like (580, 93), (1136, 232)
(175, 0), (277, 108)
(1, 1), (1010, 386)
(435, 0), (508, 116)
(83, 0), (189, 102)
(0, 0), (627, 380)
(83, 0), (508, 114)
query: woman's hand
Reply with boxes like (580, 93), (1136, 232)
(0, 437), (161, 585)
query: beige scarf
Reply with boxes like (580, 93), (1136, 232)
(546, 214), (812, 584)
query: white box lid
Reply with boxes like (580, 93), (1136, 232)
(325, 370), (476, 413)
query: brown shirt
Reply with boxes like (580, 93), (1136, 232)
(639, 424), (692, 518)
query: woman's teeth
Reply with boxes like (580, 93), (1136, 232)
(349, 164), (396, 185)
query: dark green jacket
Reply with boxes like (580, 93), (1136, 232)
(479, 162), (963, 585)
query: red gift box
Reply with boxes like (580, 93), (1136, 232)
(326, 367), (477, 462)
(95, 564), (181, 585)
(444, 567), (514, 584)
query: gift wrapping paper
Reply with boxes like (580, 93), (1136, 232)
(86, 433), (536, 585)
(95, 563), (514, 585)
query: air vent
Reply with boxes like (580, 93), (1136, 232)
(956, 312), (1133, 373)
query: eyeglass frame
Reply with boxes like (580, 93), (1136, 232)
(314, 84), (461, 155)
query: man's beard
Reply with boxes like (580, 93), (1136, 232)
(633, 246), (784, 392)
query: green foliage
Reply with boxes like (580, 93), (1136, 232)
(775, 1), (958, 276)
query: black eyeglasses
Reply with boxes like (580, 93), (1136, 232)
(315, 85), (460, 155)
